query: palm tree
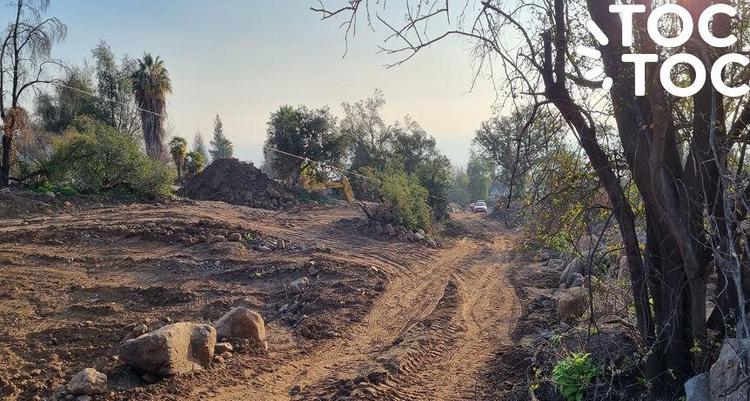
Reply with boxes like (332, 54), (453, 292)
(132, 53), (171, 160)
(168, 136), (188, 182)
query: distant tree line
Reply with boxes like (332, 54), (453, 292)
(264, 90), (452, 225)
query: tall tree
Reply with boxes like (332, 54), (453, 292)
(132, 53), (171, 161)
(265, 105), (345, 184)
(193, 130), (209, 161)
(34, 68), (99, 133)
(184, 150), (206, 179)
(168, 136), (187, 182)
(209, 114), (233, 160)
(340, 89), (390, 171)
(0, 0), (66, 187)
(466, 152), (491, 202)
(474, 107), (559, 209)
(91, 41), (139, 135)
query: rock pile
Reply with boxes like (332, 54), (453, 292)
(179, 158), (296, 209)
(365, 220), (437, 248)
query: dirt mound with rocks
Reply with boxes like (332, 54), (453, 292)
(178, 158), (297, 209)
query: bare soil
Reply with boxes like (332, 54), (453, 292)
(0, 193), (523, 401)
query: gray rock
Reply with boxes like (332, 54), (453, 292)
(215, 342), (234, 354)
(290, 276), (310, 294)
(120, 322), (216, 376)
(68, 368), (107, 395)
(560, 257), (583, 286)
(569, 273), (585, 288)
(214, 307), (267, 350)
(384, 224), (396, 237)
(547, 258), (566, 269)
(684, 373), (709, 401)
(555, 287), (588, 321)
(372, 222), (383, 236)
(709, 338), (750, 401)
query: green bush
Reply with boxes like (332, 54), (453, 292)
(374, 168), (432, 231)
(552, 352), (598, 401)
(44, 117), (173, 198)
(31, 181), (77, 196)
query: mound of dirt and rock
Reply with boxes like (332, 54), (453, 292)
(178, 158), (297, 209)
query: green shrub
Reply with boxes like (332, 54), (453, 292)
(45, 117), (173, 198)
(552, 352), (598, 401)
(374, 168), (432, 231)
(31, 181), (77, 196)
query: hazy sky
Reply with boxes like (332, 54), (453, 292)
(46, 1), (498, 166)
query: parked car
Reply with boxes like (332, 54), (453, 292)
(473, 201), (488, 213)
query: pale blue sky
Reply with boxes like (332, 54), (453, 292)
(45, 1), (498, 166)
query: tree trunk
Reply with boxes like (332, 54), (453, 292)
(1, 134), (11, 187)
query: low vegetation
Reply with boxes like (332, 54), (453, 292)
(44, 117), (173, 198)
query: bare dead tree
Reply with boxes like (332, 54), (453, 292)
(0, 0), (66, 187)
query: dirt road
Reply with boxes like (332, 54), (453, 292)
(0, 196), (519, 401)
(210, 211), (519, 401)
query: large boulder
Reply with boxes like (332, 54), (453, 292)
(559, 257), (583, 287)
(214, 307), (267, 349)
(555, 287), (588, 320)
(68, 368), (107, 395)
(684, 373), (709, 401)
(120, 322), (216, 376)
(709, 338), (750, 400)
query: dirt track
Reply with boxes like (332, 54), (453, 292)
(0, 196), (519, 401)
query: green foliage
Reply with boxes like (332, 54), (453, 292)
(169, 136), (188, 181)
(375, 168), (432, 231)
(34, 42), (139, 137)
(35, 69), (102, 134)
(209, 114), (234, 160)
(552, 353), (599, 401)
(473, 106), (560, 201)
(44, 117), (173, 198)
(184, 150), (206, 179)
(132, 53), (171, 159)
(91, 41), (139, 134)
(525, 144), (599, 254)
(265, 105), (346, 184)
(31, 181), (77, 196)
(467, 152), (492, 202)
(340, 92), (452, 219)
(193, 131), (209, 161)
(447, 166), (470, 204)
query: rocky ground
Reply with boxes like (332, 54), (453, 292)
(0, 190), (530, 401)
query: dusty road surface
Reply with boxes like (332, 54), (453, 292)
(0, 195), (520, 401)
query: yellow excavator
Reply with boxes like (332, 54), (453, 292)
(303, 175), (355, 203)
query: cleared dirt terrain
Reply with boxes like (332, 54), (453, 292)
(0, 194), (520, 401)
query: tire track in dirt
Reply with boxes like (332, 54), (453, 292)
(205, 232), (478, 401)
(290, 222), (519, 401)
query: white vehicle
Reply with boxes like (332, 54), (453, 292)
(473, 200), (488, 213)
